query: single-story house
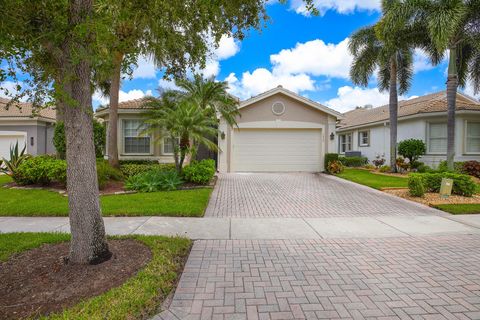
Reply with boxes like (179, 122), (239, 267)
(0, 98), (56, 159)
(95, 99), (179, 163)
(217, 86), (341, 172)
(336, 91), (480, 167)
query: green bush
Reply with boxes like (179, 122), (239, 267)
(324, 153), (339, 171)
(397, 139), (426, 163)
(120, 163), (176, 178)
(15, 156), (66, 185)
(326, 160), (344, 174)
(54, 121), (106, 159)
(408, 175), (425, 197)
(416, 163), (431, 173)
(125, 170), (183, 192)
(437, 160), (465, 173)
(410, 172), (476, 197)
(119, 160), (159, 165)
(96, 160), (123, 189)
(182, 159), (216, 185)
(338, 156), (368, 167)
(379, 165), (391, 172)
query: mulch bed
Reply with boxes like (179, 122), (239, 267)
(383, 188), (480, 206)
(0, 239), (152, 319)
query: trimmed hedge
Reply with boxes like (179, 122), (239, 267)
(324, 153), (339, 171)
(338, 156), (368, 167)
(183, 159), (216, 185)
(409, 172), (476, 197)
(408, 174), (425, 197)
(120, 163), (176, 178)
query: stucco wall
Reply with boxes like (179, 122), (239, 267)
(0, 122), (55, 155)
(337, 113), (480, 168)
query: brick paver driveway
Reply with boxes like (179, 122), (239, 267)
(205, 173), (439, 218)
(158, 236), (480, 320)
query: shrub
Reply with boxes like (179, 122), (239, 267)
(408, 175), (425, 197)
(119, 160), (159, 165)
(411, 172), (476, 197)
(410, 161), (423, 170)
(462, 160), (480, 178)
(437, 160), (465, 173)
(338, 156), (368, 167)
(125, 170), (183, 192)
(54, 121), (105, 159)
(416, 163), (431, 173)
(379, 165), (391, 173)
(396, 157), (410, 172)
(372, 158), (385, 168)
(327, 160), (344, 174)
(96, 160), (123, 189)
(324, 153), (339, 171)
(397, 139), (426, 163)
(182, 159), (216, 185)
(15, 155), (66, 185)
(364, 164), (376, 170)
(120, 163), (176, 178)
(0, 141), (30, 177)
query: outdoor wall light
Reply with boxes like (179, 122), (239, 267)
(330, 132), (335, 140)
(30, 137), (34, 146)
(220, 131), (226, 140)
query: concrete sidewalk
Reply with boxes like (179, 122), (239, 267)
(2, 215), (480, 239)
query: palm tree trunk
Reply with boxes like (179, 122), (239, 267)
(446, 47), (458, 171)
(389, 58), (399, 173)
(107, 52), (124, 168)
(64, 0), (110, 265)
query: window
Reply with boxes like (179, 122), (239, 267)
(466, 121), (480, 153)
(428, 123), (447, 153)
(123, 119), (151, 154)
(359, 130), (370, 147)
(163, 137), (176, 155)
(339, 133), (352, 153)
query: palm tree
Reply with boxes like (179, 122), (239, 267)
(143, 93), (219, 174)
(384, 0), (480, 170)
(349, 10), (417, 172)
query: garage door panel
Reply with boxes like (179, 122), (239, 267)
(233, 129), (322, 172)
(0, 133), (27, 160)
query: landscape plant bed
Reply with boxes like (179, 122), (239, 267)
(335, 168), (408, 189)
(383, 188), (480, 206)
(0, 233), (191, 319)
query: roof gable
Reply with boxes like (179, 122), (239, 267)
(0, 98), (56, 121)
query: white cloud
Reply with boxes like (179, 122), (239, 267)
(200, 60), (221, 78)
(323, 86), (413, 113)
(93, 89), (153, 106)
(214, 35), (240, 60)
(0, 80), (28, 101)
(271, 38), (352, 78)
(413, 49), (435, 73)
(225, 69), (315, 99)
(463, 80), (480, 100)
(158, 78), (179, 91)
(131, 55), (157, 79)
(290, 0), (381, 16)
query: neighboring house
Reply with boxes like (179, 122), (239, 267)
(336, 91), (480, 167)
(217, 86), (341, 172)
(0, 98), (56, 159)
(95, 99), (177, 163)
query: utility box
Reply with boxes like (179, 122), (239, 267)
(440, 178), (453, 198)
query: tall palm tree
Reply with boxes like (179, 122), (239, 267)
(142, 93), (219, 174)
(349, 6), (418, 172)
(384, 0), (480, 170)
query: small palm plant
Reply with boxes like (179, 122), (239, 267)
(0, 141), (29, 177)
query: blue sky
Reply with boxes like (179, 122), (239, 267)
(2, 1), (478, 112)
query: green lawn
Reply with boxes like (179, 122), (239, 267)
(0, 175), (211, 217)
(433, 204), (480, 215)
(335, 168), (409, 190)
(0, 232), (191, 320)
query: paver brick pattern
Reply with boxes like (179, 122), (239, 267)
(205, 173), (439, 218)
(159, 236), (480, 320)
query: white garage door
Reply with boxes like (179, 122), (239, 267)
(0, 132), (27, 160)
(232, 129), (323, 172)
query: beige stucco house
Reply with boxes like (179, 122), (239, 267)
(217, 86), (341, 172)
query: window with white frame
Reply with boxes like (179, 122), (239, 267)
(466, 121), (480, 153)
(428, 122), (447, 153)
(359, 130), (370, 147)
(123, 119), (151, 154)
(339, 133), (352, 153)
(162, 137), (177, 155)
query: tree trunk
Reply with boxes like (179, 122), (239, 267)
(446, 47), (458, 171)
(107, 52), (124, 168)
(64, 0), (110, 265)
(389, 58), (399, 173)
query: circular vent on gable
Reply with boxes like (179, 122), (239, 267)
(272, 101), (285, 115)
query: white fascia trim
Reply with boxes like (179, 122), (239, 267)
(239, 87), (343, 119)
(237, 121), (325, 129)
(336, 110), (480, 132)
(95, 108), (147, 118)
(0, 130), (27, 137)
